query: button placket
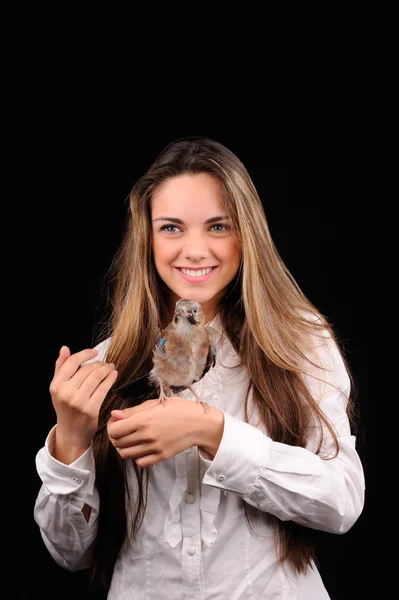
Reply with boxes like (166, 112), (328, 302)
(181, 446), (204, 599)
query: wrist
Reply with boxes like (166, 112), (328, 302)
(197, 406), (224, 459)
(53, 425), (91, 464)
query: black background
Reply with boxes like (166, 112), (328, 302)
(5, 4), (370, 599)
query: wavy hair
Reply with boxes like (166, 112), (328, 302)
(89, 137), (355, 593)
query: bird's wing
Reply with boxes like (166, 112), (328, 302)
(211, 345), (216, 367)
(199, 344), (216, 380)
(157, 336), (167, 352)
(155, 328), (190, 358)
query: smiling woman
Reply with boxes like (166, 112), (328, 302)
(33, 136), (365, 600)
(151, 173), (241, 322)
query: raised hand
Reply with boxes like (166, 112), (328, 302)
(49, 345), (118, 463)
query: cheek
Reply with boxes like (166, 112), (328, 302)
(152, 237), (163, 260)
(151, 241), (162, 273)
(152, 238), (175, 267)
(221, 241), (241, 269)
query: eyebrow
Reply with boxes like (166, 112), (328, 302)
(152, 215), (231, 224)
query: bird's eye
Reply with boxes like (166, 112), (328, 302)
(192, 307), (198, 313)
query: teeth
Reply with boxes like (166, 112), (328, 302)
(180, 267), (212, 277)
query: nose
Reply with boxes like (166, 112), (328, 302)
(182, 232), (209, 262)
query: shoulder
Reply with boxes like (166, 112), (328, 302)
(299, 312), (351, 398)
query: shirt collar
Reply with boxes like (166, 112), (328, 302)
(206, 313), (223, 335)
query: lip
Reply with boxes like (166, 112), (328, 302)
(174, 266), (217, 283)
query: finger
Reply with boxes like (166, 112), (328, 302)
(116, 443), (160, 461)
(107, 417), (135, 440)
(135, 454), (160, 467)
(54, 346), (71, 376)
(110, 399), (159, 419)
(107, 412), (144, 439)
(72, 361), (115, 389)
(117, 445), (162, 467)
(109, 431), (153, 448)
(54, 348), (100, 383)
(110, 410), (127, 420)
(84, 368), (118, 410)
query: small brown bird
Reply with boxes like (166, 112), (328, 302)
(149, 299), (216, 413)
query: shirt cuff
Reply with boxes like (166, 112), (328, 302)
(202, 412), (271, 495)
(35, 425), (96, 496)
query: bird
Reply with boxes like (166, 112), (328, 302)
(149, 299), (216, 413)
(112, 299), (216, 411)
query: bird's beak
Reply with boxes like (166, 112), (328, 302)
(176, 309), (196, 325)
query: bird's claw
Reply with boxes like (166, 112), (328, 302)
(196, 399), (209, 414)
(158, 395), (168, 408)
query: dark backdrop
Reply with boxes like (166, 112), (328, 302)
(5, 5), (370, 600)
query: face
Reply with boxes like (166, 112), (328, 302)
(151, 173), (241, 323)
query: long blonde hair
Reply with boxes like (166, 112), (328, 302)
(90, 137), (355, 593)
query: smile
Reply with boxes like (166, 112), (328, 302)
(176, 267), (217, 283)
(180, 267), (213, 277)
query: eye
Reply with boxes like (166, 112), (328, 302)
(160, 224), (181, 233)
(209, 223), (231, 232)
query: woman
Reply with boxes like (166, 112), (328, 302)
(34, 137), (365, 599)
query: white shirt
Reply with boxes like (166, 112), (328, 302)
(34, 316), (365, 599)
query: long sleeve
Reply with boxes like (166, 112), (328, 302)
(33, 426), (99, 570)
(201, 328), (365, 534)
(33, 338), (109, 571)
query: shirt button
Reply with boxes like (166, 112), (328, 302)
(187, 546), (196, 556)
(185, 494), (195, 504)
(72, 477), (81, 484)
(217, 475), (225, 482)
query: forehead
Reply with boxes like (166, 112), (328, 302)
(151, 173), (225, 218)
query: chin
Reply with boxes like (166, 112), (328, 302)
(174, 286), (224, 307)
(180, 291), (210, 304)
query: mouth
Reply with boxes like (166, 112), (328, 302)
(175, 266), (217, 283)
(179, 267), (214, 276)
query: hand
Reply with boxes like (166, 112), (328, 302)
(107, 397), (224, 467)
(49, 345), (118, 462)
